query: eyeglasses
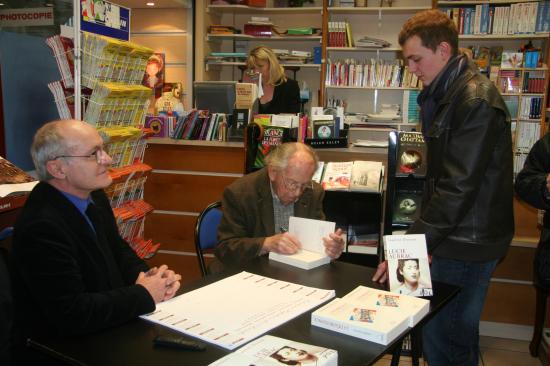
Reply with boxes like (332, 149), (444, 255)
(281, 173), (313, 192)
(55, 148), (110, 164)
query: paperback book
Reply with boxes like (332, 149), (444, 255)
(322, 161), (383, 192)
(311, 297), (410, 345)
(383, 234), (433, 297)
(341, 285), (430, 327)
(209, 335), (338, 366)
(395, 132), (427, 178)
(269, 216), (335, 270)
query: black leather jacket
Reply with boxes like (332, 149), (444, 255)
(408, 60), (514, 261)
(515, 133), (550, 228)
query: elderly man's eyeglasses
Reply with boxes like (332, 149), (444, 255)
(55, 148), (109, 164)
(281, 174), (313, 192)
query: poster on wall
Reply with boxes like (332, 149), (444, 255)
(142, 53), (165, 99)
(81, 0), (130, 41)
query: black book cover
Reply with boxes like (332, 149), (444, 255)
(396, 132), (427, 178)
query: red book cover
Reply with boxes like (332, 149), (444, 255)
(244, 24), (272, 37)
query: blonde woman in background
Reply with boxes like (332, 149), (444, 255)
(244, 45), (301, 114)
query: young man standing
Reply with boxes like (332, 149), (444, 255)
(373, 10), (514, 365)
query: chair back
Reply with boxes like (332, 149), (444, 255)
(194, 201), (223, 277)
(0, 227), (14, 366)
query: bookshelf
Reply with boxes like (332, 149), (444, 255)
(321, 0), (431, 129)
(196, 1), (324, 107)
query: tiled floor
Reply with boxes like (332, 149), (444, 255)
(372, 336), (542, 365)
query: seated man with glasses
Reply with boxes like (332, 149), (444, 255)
(214, 142), (344, 269)
(12, 120), (181, 363)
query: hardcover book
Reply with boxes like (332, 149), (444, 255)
(252, 125), (290, 169)
(209, 335), (337, 366)
(311, 297), (410, 345)
(395, 132), (427, 178)
(144, 115), (168, 137)
(383, 234), (433, 297)
(392, 190), (422, 225)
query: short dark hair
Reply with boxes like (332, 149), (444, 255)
(398, 10), (458, 56)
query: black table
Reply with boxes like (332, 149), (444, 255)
(31, 257), (459, 366)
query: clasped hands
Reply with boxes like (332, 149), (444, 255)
(262, 228), (345, 259)
(136, 264), (182, 304)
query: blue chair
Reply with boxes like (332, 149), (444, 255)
(194, 201), (222, 277)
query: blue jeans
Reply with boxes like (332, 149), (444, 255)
(422, 256), (498, 366)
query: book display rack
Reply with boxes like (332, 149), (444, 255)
(46, 26), (160, 259)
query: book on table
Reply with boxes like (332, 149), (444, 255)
(311, 285), (430, 345)
(383, 234), (433, 297)
(268, 216), (335, 270)
(311, 297), (410, 346)
(209, 335), (338, 366)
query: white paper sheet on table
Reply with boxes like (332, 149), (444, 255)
(140, 271), (335, 350)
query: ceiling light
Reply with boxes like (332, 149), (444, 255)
(146, 2), (155, 5)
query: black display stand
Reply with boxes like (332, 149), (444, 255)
(383, 131), (427, 236)
(324, 190), (383, 268)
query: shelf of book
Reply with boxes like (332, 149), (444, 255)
(206, 34), (322, 41)
(459, 33), (549, 39)
(439, 0), (546, 5)
(207, 5), (323, 14)
(327, 6), (432, 13)
(326, 46), (402, 52)
(206, 61), (321, 68)
(325, 85), (420, 90)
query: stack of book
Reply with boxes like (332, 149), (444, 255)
(311, 285), (429, 345)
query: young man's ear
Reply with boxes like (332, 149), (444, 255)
(46, 159), (66, 179)
(438, 41), (453, 62)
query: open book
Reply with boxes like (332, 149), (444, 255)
(269, 216), (335, 270)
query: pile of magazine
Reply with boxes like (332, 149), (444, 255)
(355, 36), (391, 48)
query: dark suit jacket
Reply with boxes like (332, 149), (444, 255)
(12, 182), (155, 342)
(215, 168), (325, 267)
(258, 78), (301, 114)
